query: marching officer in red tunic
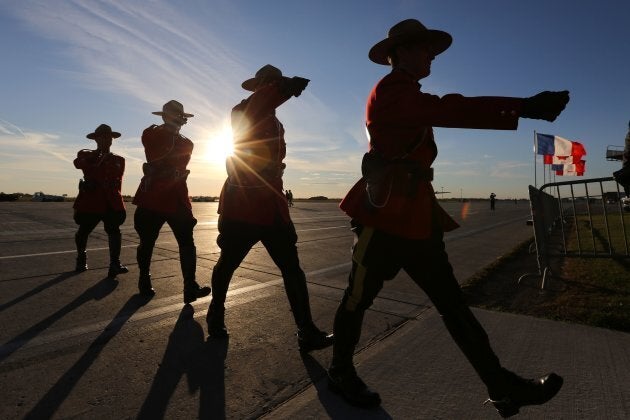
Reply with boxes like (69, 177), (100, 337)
(206, 65), (333, 352)
(73, 124), (128, 278)
(327, 19), (570, 417)
(132, 100), (210, 304)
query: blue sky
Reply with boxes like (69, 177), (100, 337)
(1, 0), (629, 199)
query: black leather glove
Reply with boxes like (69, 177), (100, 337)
(522, 90), (570, 122)
(289, 76), (309, 97)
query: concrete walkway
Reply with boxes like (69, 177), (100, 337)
(264, 307), (630, 419)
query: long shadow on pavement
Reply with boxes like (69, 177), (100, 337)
(300, 353), (392, 420)
(0, 276), (119, 363)
(137, 305), (228, 420)
(0, 271), (78, 313)
(23, 293), (152, 419)
(199, 335), (229, 419)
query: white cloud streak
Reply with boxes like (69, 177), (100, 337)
(0, 119), (75, 193)
(4, 0), (361, 196)
(12, 0), (245, 122)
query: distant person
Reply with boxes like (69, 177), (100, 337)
(490, 192), (497, 211)
(132, 100), (210, 304)
(73, 124), (128, 278)
(206, 65), (333, 352)
(328, 19), (569, 417)
(613, 120), (630, 196)
(287, 189), (294, 207)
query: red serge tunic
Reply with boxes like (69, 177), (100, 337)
(340, 69), (524, 240)
(132, 125), (193, 214)
(218, 83), (291, 226)
(73, 150), (125, 213)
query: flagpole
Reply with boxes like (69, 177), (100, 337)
(543, 160), (546, 185)
(534, 130), (537, 188)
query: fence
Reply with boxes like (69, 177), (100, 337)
(519, 176), (630, 289)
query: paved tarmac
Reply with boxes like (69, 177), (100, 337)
(1, 200), (629, 419)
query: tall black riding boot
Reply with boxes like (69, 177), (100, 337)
(329, 301), (364, 372)
(206, 300), (228, 338)
(75, 232), (88, 272)
(107, 232), (129, 278)
(206, 257), (234, 338)
(137, 241), (155, 296)
(441, 305), (503, 389)
(327, 300), (380, 408)
(180, 245), (210, 304)
(283, 268), (333, 352)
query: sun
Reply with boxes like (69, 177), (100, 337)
(204, 125), (234, 165)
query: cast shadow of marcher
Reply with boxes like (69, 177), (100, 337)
(197, 338), (229, 420)
(300, 353), (392, 420)
(24, 293), (152, 419)
(0, 276), (118, 363)
(0, 271), (81, 313)
(137, 305), (229, 420)
(199, 334), (229, 420)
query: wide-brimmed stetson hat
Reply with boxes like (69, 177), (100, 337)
(242, 64), (288, 91)
(86, 124), (121, 140)
(369, 19), (452, 65)
(152, 100), (194, 118)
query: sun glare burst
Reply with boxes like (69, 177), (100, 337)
(205, 126), (234, 164)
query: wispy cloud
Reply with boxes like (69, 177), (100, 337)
(489, 161), (530, 179)
(0, 119), (76, 193)
(432, 158), (531, 184)
(0, 119), (63, 158)
(13, 1), (245, 121)
(6, 0), (360, 196)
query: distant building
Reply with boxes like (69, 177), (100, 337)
(31, 192), (64, 202)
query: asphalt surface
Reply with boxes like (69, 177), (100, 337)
(0, 200), (628, 419)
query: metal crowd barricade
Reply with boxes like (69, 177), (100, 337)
(519, 176), (630, 289)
